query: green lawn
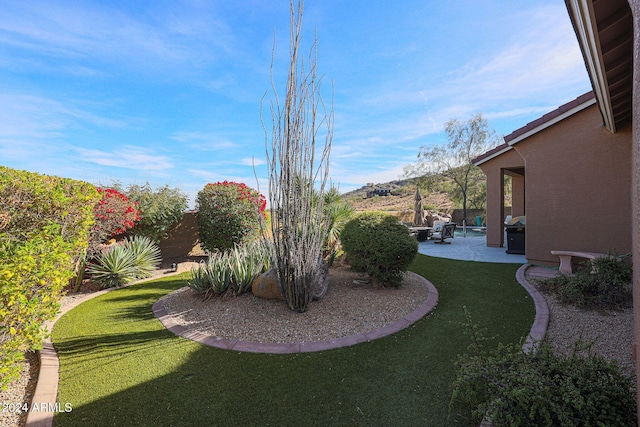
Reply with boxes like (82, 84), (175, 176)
(52, 255), (534, 426)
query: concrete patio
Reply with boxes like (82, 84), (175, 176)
(418, 233), (527, 264)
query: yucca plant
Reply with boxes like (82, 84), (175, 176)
(87, 245), (138, 288)
(124, 235), (161, 279)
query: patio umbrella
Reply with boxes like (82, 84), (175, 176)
(413, 188), (425, 226)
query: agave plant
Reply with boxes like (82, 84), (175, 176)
(228, 241), (270, 294)
(187, 261), (213, 298)
(87, 245), (138, 288)
(206, 253), (232, 295)
(124, 235), (161, 278)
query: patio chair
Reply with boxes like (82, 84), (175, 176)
(431, 222), (456, 244)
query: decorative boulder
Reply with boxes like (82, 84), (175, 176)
(310, 259), (329, 301)
(251, 269), (284, 300)
(425, 211), (452, 227)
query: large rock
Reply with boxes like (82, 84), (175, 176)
(310, 259), (329, 301)
(425, 211), (452, 227)
(251, 269), (284, 300)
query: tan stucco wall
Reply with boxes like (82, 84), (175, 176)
(478, 149), (525, 248)
(628, 0), (640, 404)
(158, 212), (201, 263)
(513, 104), (632, 265)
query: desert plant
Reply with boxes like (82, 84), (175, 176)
(187, 240), (269, 297)
(196, 181), (266, 253)
(450, 310), (636, 426)
(117, 182), (188, 242)
(228, 240), (270, 294)
(341, 212), (418, 287)
(187, 261), (214, 298)
(537, 252), (632, 310)
(323, 187), (354, 264)
(262, 0), (333, 312)
(87, 237), (161, 288)
(124, 235), (162, 279)
(87, 245), (139, 288)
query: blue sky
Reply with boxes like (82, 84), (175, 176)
(0, 1), (592, 207)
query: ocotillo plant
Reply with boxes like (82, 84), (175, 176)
(262, 0), (333, 312)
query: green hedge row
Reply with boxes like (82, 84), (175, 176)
(0, 166), (100, 390)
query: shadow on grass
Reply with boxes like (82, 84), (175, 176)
(52, 255), (533, 427)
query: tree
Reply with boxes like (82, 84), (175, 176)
(118, 182), (188, 242)
(262, 0), (333, 312)
(405, 113), (499, 228)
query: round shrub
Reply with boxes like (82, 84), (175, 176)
(341, 212), (418, 287)
(537, 253), (633, 310)
(90, 188), (140, 256)
(196, 181), (266, 252)
(119, 183), (188, 242)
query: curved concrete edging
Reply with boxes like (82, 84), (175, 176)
(25, 274), (178, 427)
(153, 271), (439, 354)
(515, 264), (550, 353)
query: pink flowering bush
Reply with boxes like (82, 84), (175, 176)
(196, 181), (266, 252)
(89, 188), (140, 255)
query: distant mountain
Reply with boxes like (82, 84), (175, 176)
(342, 178), (454, 216)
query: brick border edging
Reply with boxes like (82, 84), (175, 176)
(25, 275), (174, 427)
(24, 265), (547, 426)
(153, 271), (439, 354)
(515, 264), (550, 353)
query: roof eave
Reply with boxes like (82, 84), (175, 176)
(506, 96), (597, 146)
(565, 0), (617, 132)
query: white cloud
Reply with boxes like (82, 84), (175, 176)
(77, 146), (173, 171)
(240, 157), (265, 166)
(171, 131), (236, 150)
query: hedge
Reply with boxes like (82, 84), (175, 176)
(0, 166), (100, 390)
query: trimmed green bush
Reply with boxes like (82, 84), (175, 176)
(196, 181), (266, 252)
(537, 253), (632, 310)
(0, 166), (99, 390)
(450, 312), (636, 426)
(118, 182), (188, 242)
(340, 212), (418, 287)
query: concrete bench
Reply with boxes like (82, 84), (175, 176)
(550, 250), (609, 274)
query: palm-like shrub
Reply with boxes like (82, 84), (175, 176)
(87, 237), (161, 288)
(341, 212), (418, 287)
(124, 235), (161, 279)
(87, 245), (138, 288)
(323, 187), (354, 264)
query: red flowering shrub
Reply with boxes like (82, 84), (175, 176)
(89, 188), (140, 254)
(196, 181), (266, 252)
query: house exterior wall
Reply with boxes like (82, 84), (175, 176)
(513, 104), (632, 265)
(157, 212), (201, 263)
(629, 0), (640, 410)
(511, 174), (525, 217)
(478, 149), (525, 248)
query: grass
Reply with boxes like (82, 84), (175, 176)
(52, 254), (534, 426)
